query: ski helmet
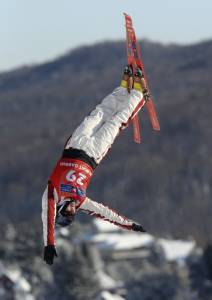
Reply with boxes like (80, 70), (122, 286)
(55, 199), (75, 227)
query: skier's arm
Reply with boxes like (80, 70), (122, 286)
(42, 182), (58, 265)
(79, 197), (145, 232)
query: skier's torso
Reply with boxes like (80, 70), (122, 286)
(49, 157), (94, 207)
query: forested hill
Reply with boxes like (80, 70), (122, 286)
(0, 40), (212, 244)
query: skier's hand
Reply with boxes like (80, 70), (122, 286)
(132, 223), (146, 233)
(44, 245), (58, 265)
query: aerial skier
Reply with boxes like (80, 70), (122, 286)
(42, 66), (148, 265)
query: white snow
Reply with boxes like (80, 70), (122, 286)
(91, 220), (196, 262)
(90, 219), (196, 261)
(6, 269), (21, 282)
(158, 238), (196, 262)
(91, 232), (154, 251)
(23, 296), (35, 300)
(15, 277), (31, 292)
(5, 268), (31, 292)
(97, 271), (121, 289)
(92, 220), (154, 251)
(59, 227), (70, 237)
(97, 291), (126, 300)
(93, 219), (121, 232)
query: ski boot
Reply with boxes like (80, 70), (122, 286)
(134, 67), (150, 101)
(121, 65), (133, 93)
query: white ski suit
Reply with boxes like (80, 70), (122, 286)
(65, 86), (144, 163)
(42, 85), (145, 246)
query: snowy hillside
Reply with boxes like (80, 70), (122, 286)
(1, 219), (211, 300)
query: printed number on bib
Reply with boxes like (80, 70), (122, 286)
(66, 170), (86, 186)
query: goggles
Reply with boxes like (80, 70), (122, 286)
(55, 199), (75, 227)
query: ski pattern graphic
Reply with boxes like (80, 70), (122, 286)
(124, 13), (160, 143)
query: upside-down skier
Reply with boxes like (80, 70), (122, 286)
(42, 66), (149, 265)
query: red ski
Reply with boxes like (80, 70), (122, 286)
(124, 13), (160, 142)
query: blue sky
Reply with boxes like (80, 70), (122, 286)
(1, 0), (212, 72)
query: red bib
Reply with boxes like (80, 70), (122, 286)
(49, 158), (93, 207)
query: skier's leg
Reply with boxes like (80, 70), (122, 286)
(65, 67), (145, 163)
(87, 87), (145, 163)
(65, 65), (135, 150)
(65, 89), (122, 150)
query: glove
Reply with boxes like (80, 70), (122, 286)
(44, 245), (58, 265)
(132, 223), (146, 233)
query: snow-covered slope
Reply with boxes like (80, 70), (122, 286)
(91, 219), (196, 262)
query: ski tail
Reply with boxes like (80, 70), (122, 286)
(132, 115), (141, 143)
(146, 100), (160, 131)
